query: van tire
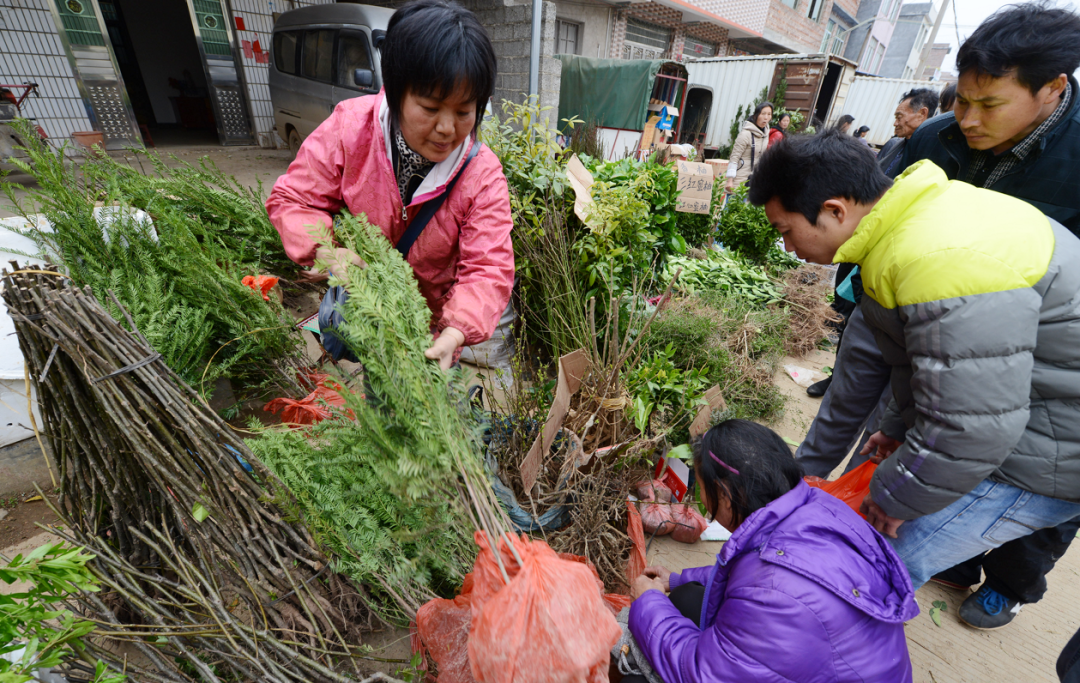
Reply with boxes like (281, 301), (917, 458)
(288, 128), (303, 160)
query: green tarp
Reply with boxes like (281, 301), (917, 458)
(556, 55), (663, 131)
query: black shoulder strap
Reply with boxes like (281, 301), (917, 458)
(396, 139), (482, 259)
(750, 135), (756, 170)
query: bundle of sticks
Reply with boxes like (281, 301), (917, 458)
(3, 263), (372, 682)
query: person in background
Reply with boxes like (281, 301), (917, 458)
(877, 88), (938, 175)
(853, 125), (872, 147)
(939, 82), (957, 113)
(835, 114), (855, 134)
(893, 1), (1080, 630)
(620, 419), (916, 683)
(266, 0), (514, 370)
(749, 130), (1080, 600)
(769, 112), (791, 146)
(726, 102), (772, 192)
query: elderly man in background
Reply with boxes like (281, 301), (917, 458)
(877, 88), (938, 175)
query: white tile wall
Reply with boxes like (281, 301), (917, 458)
(0, 0), (94, 149)
(229, 0), (332, 147)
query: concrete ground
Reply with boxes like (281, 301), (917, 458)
(3, 145), (1078, 681)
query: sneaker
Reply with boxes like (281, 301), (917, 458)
(807, 377), (832, 397)
(930, 567), (977, 591)
(959, 586), (1022, 630)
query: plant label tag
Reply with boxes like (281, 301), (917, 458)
(654, 455), (690, 502)
(676, 161), (713, 215)
(566, 155), (595, 223)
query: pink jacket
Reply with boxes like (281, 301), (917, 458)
(266, 93), (515, 345)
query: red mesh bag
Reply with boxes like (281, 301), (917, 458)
(804, 460), (878, 519)
(415, 532), (622, 683)
(638, 501), (674, 536)
(669, 504), (708, 544)
(634, 479), (672, 503)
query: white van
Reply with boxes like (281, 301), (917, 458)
(269, 4), (394, 156)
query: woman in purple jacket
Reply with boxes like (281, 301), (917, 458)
(626, 420), (918, 683)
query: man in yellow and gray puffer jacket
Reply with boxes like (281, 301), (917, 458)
(748, 129), (1080, 590)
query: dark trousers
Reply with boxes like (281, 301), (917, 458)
(1060, 625), (1080, 683)
(948, 515), (1080, 604)
(621, 582), (705, 683)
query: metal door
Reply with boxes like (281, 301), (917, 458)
(186, 0), (255, 145)
(47, 0), (141, 149)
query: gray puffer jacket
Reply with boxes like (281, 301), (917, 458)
(834, 160), (1080, 520)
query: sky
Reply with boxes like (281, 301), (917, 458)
(932, 0), (1073, 74)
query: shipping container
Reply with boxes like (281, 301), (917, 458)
(835, 75), (941, 147)
(685, 53), (857, 153)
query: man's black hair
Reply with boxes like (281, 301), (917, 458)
(748, 101), (774, 126)
(693, 420), (803, 527)
(901, 88), (938, 118)
(381, 0), (496, 133)
(939, 82), (957, 112)
(747, 128), (892, 224)
(956, 2), (1080, 95)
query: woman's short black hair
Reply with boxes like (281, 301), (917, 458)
(837, 114), (855, 128)
(748, 128), (892, 224)
(956, 2), (1080, 95)
(854, 125), (870, 137)
(939, 82), (957, 112)
(777, 112), (792, 123)
(749, 101), (774, 125)
(693, 420), (803, 526)
(381, 0), (496, 133)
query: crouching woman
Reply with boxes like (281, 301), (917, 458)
(625, 420), (918, 683)
(266, 0), (514, 369)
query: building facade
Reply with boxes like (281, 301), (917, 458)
(878, 1), (931, 79)
(842, 0), (903, 73)
(0, 0), (564, 149)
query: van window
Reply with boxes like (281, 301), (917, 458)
(273, 31), (299, 74)
(336, 30), (373, 90)
(302, 29), (335, 82)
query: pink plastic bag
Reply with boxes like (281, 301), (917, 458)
(669, 504), (708, 544)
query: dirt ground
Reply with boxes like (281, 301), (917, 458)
(3, 144), (1078, 681)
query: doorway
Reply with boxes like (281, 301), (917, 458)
(812, 62), (843, 127)
(679, 87), (712, 149)
(99, 0), (218, 147)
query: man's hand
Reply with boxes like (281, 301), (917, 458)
(424, 327), (466, 370)
(860, 431), (902, 464)
(860, 494), (904, 538)
(631, 574), (666, 600)
(642, 566), (672, 592)
(314, 245), (367, 279)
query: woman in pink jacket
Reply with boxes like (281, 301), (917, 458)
(266, 0), (514, 369)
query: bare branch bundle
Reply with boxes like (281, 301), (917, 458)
(780, 266), (842, 357)
(3, 263), (372, 682)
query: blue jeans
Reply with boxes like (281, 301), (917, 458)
(889, 479), (1080, 591)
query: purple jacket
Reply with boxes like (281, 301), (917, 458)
(629, 481), (918, 682)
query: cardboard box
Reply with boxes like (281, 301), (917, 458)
(654, 454), (690, 502)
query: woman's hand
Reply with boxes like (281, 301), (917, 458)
(314, 245), (367, 279)
(642, 566), (672, 592)
(859, 431), (902, 464)
(425, 327), (465, 370)
(631, 574), (666, 600)
(725, 178), (736, 193)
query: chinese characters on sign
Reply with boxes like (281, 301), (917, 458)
(675, 161), (713, 214)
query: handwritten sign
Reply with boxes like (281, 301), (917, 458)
(566, 155), (595, 222)
(675, 161), (713, 214)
